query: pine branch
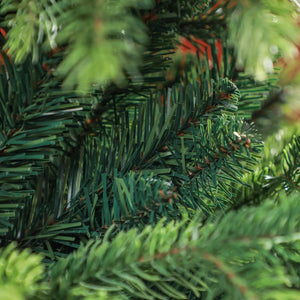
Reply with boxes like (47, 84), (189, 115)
(26, 72), (263, 259)
(41, 192), (300, 299)
(0, 45), (93, 246)
(264, 134), (300, 194)
(1, 192), (299, 299)
(235, 68), (282, 120)
(231, 129), (300, 208)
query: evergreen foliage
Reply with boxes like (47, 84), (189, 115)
(1, 192), (300, 299)
(0, 242), (45, 300)
(0, 0), (299, 299)
(233, 127), (300, 207)
(44, 193), (300, 300)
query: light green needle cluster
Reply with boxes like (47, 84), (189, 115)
(228, 0), (299, 80)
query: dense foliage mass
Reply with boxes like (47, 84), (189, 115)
(0, 0), (299, 299)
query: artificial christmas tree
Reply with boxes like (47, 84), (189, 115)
(0, 0), (299, 299)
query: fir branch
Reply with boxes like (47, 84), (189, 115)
(231, 130), (300, 208)
(42, 192), (300, 299)
(0, 45), (92, 246)
(33, 74), (263, 258)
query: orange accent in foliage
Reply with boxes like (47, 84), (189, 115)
(0, 28), (10, 68)
(48, 47), (65, 57)
(206, 0), (226, 14)
(46, 217), (55, 225)
(228, 0), (239, 9)
(195, 163), (204, 171)
(178, 37), (223, 70)
(215, 39), (223, 69)
(161, 94), (164, 106)
(142, 12), (158, 23)
(42, 63), (49, 71)
(220, 147), (228, 154)
(219, 92), (231, 100)
(178, 36), (211, 58)
(176, 131), (185, 137)
(0, 28), (6, 38)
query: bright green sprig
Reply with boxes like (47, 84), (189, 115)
(0, 242), (46, 300)
(231, 128), (300, 207)
(0, 0), (59, 62)
(228, 0), (299, 80)
(55, 0), (154, 90)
